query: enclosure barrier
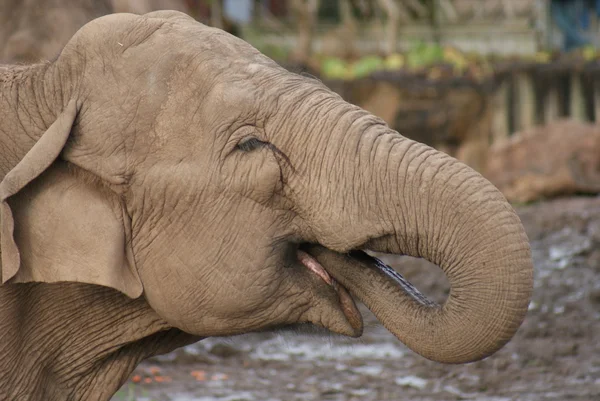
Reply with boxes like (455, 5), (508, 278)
(317, 59), (600, 172)
(492, 61), (600, 142)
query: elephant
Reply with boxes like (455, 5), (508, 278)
(0, 10), (533, 401)
(0, 0), (189, 64)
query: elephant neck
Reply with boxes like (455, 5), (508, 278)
(0, 283), (199, 401)
(0, 62), (63, 178)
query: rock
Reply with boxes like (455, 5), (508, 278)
(209, 342), (244, 358)
(484, 120), (600, 203)
(394, 375), (428, 390)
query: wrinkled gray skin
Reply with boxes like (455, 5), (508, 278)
(0, 11), (533, 401)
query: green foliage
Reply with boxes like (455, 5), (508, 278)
(351, 55), (384, 78)
(254, 43), (290, 61)
(318, 44), (485, 81)
(384, 53), (405, 70)
(320, 41), (452, 80)
(321, 57), (349, 79)
(406, 41), (444, 69)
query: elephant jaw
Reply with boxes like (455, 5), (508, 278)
(297, 250), (363, 335)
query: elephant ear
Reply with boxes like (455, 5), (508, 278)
(0, 100), (143, 298)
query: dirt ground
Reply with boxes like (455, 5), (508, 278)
(113, 196), (600, 401)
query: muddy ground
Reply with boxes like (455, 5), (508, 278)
(113, 196), (600, 401)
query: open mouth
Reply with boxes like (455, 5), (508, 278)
(293, 243), (435, 338)
(296, 246), (364, 335)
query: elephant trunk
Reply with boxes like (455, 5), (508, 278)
(305, 122), (533, 364)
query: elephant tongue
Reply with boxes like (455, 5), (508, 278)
(297, 250), (334, 285)
(297, 250), (363, 332)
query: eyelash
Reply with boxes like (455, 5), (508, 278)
(235, 136), (295, 174)
(237, 137), (267, 152)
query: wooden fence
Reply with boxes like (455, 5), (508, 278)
(492, 63), (600, 143)
(313, 61), (600, 172)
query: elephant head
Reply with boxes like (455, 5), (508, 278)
(0, 11), (532, 365)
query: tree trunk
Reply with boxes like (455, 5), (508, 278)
(439, 0), (459, 22)
(377, 0), (401, 55)
(290, 0), (320, 64)
(210, 0), (223, 29)
(405, 0), (428, 18)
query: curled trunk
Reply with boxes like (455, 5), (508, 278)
(303, 123), (533, 363)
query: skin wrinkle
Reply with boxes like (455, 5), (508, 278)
(16, 76), (38, 140)
(3, 285), (186, 399)
(423, 158), (446, 261)
(120, 89), (144, 146)
(411, 147), (439, 257)
(334, 117), (365, 223)
(423, 156), (461, 266)
(387, 140), (414, 248)
(278, 93), (349, 213)
(444, 177), (496, 271)
(309, 115), (387, 248)
(458, 204), (516, 265)
(122, 20), (166, 51)
(0, 63), (59, 172)
(312, 106), (346, 172)
(262, 80), (315, 129)
(434, 168), (473, 266)
(399, 142), (427, 249)
(367, 132), (389, 222)
(15, 299), (92, 373)
(451, 187), (490, 251)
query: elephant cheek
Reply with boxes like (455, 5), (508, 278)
(226, 155), (282, 205)
(137, 264), (208, 333)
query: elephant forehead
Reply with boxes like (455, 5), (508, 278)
(245, 63), (271, 75)
(163, 20), (260, 60)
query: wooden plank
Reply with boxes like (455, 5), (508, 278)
(569, 73), (586, 121)
(544, 84), (560, 124)
(595, 77), (600, 123)
(492, 80), (510, 144)
(514, 72), (536, 131)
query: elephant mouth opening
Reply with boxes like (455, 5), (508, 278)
(296, 246), (364, 336)
(295, 244), (438, 338)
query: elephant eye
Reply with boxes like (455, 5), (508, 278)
(237, 137), (268, 152)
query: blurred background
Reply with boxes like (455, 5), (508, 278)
(1, 1), (600, 400)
